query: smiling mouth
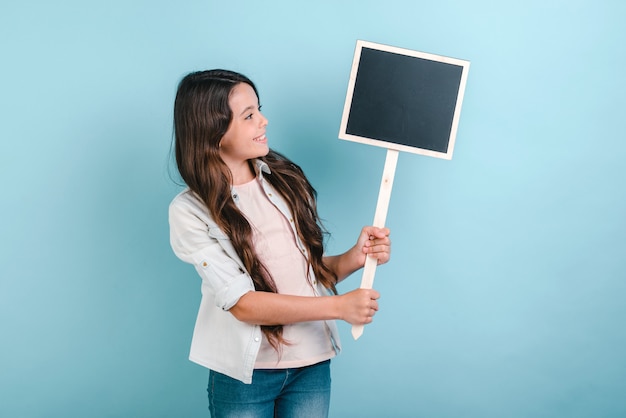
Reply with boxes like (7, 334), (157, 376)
(254, 134), (267, 142)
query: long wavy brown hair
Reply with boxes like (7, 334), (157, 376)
(173, 69), (337, 350)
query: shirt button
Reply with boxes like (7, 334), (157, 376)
(254, 337), (260, 342)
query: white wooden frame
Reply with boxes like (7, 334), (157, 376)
(338, 40), (470, 160)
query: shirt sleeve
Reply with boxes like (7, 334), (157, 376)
(168, 194), (254, 310)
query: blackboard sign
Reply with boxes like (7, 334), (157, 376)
(339, 41), (471, 339)
(339, 40), (470, 160)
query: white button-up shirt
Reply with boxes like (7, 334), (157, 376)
(168, 160), (341, 384)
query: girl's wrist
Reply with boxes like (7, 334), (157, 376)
(330, 294), (344, 321)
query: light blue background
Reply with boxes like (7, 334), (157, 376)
(1, 1), (624, 417)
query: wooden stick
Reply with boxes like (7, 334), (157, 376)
(352, 149), (399, 340)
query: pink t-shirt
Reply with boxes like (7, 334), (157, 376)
(233, 178), (336, 369)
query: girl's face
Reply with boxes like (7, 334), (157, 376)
(219, 83), (269, 173)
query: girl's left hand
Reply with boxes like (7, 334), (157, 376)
(356, 226), (391, 266)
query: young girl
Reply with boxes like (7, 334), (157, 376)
(169, 69), (391, 417)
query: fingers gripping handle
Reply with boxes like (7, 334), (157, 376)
(352, 149), (399, 340)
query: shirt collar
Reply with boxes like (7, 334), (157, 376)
(254, 159), (271, 177)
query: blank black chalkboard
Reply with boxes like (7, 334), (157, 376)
(339, 41), (470, 160)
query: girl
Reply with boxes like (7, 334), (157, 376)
(169, 69), (391, 417)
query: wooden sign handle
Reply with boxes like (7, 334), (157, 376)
(352, 149), (399, 340)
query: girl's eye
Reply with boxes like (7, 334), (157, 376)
(245, 106), (262, 120)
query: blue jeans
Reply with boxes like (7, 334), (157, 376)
(208, 360), (331, 418)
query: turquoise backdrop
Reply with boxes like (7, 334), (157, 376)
(1, 1), (625, 417)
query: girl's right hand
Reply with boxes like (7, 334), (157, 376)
(337, 288), (380, 325)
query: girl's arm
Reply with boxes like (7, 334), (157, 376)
(324, 226), (391, 283)
(229, 288), (380, 326)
